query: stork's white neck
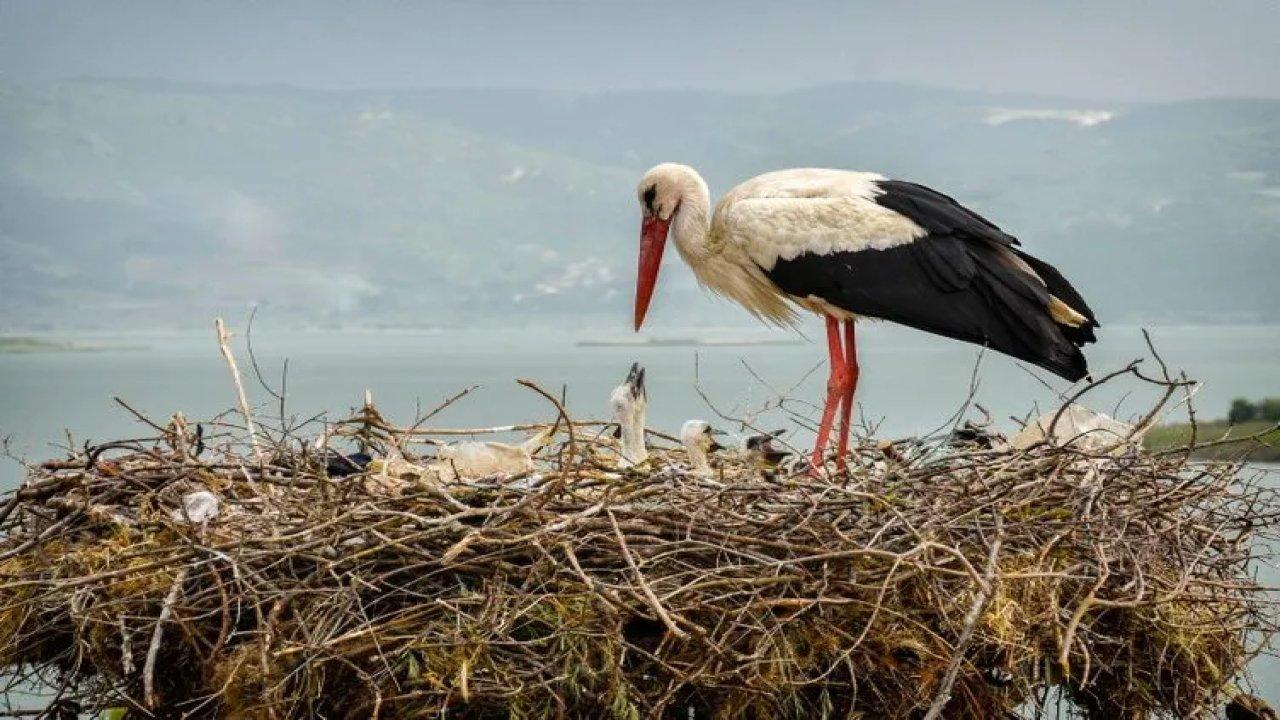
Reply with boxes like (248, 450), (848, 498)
(662, 165), (799, 326)
(668, 169), (712, 260)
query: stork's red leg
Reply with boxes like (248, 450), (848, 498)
(834, 320), (860, 470)
(810, 315), (845, 473)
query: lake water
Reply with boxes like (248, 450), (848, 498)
(2, 322), (1278, 486)
(1, 321), (1278, 709)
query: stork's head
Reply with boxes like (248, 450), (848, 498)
(634, 162), (707, 330)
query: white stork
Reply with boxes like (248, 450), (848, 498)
(632, 163), (1099, 471)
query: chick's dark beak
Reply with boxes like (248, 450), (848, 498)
(625, 362), (646, 399)
(705, 427), (725, 453)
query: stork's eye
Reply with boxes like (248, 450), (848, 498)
(642, 185), (656, 212)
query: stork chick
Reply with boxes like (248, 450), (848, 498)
(680, 420), (724, 476)
(609, 363), (648, 467)
(744, 429), (792, 468)
(436, 428), (552, 478)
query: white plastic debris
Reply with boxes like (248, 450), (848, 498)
(172, 490), (220, 524)
(1010, 404), (1142, 453)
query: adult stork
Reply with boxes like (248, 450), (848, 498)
(632, 163), (1098, 471)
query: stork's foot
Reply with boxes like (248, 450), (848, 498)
(805, 454), (824, 478)
(808, 439), (834, 479)
(805, 448), (850, 479)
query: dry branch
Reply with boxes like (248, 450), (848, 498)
(214, 317), (260, 456)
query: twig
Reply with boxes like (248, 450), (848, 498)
(144, 566), (188, 709)
(215, 317), (260, 456)
(517, 378), (577, 485)
(922, 514), (1004, 720)
(608, 510), (690, 641)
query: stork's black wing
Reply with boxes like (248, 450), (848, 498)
(764, 180), (1098, 382)
(872, 180), (1020, 248)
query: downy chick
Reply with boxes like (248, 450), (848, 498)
(681, 420), (724, 476)
(609, 363), (648, 467)
(744, 429), (792, 469)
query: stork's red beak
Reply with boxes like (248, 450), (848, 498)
(634, 215), (670, 331)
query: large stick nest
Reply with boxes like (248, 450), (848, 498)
(0, 369), (1276, 719)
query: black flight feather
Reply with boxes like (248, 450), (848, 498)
(873, 180), (1019, 247)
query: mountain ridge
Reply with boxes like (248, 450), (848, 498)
(2, 79), (1276, 331)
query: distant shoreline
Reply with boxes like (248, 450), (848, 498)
(0, 337), (86, 354)
(1144, 420), (1280, 462)
(0, 337), (144, 354)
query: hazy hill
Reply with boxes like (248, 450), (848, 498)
(1, 79), (1277, 331)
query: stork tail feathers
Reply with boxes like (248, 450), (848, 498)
(1048, 296), (1089, 327)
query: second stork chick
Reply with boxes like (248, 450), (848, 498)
(680, 420), (725, 476)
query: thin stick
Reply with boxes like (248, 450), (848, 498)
(609, 509), (689, 640)
(922, 515), (1003, 720)
(215, 317), (260, 456)
(517, 378), (577, 484)
(144, 566), (188, 709)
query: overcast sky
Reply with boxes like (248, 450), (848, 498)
(1, 0), (1278, 101)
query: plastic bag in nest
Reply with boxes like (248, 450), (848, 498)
(1010, 404), (1142, 453)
